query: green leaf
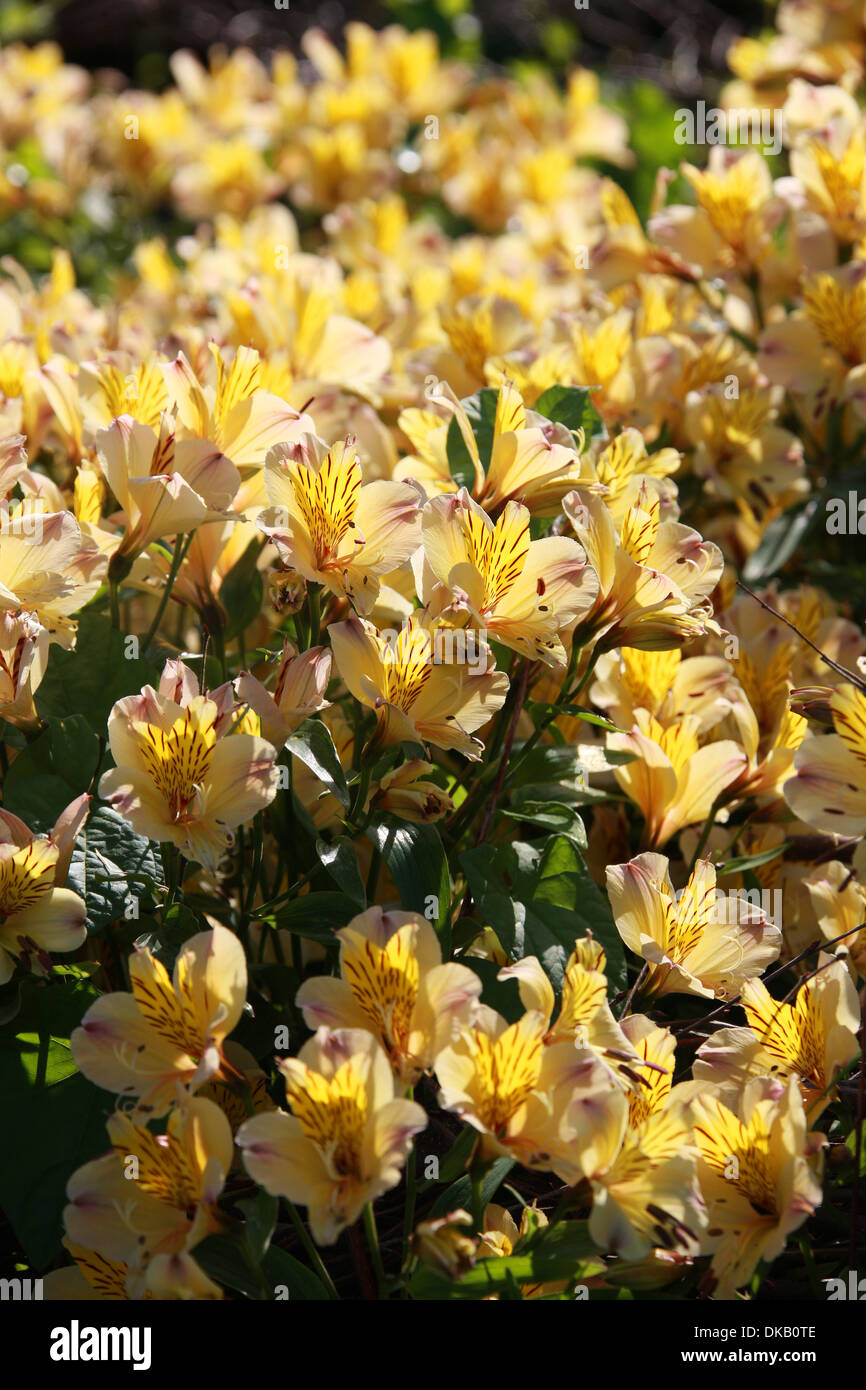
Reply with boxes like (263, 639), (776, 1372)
(444, 388), (499, 489)
(2, 716), (100, 832)
(191, 1231), (269, 1299)
(500, 800), (587, 846)
(716, 843), (788, 876)
(430, 1155), (515, 1220)
(286, 719), (350, 809)
(525, 700), (622, 732)
(410, 1218), (604, 1300)
(461, 835), (627, 995)
(220, 538), (265, 641)
(461, 957), (523, 1023)
(417, 1124), (477, 1192)
(368, 819), (451, 952)
(533, 384), (604, 441)
(67, 802), (163, 934)
(315, 837), (366, 908)
(238, 1190), (279, 1261)
(270, 891), (359, 941)
(0, 975), (112, 1269)
(34, 612), (159, 734)
(262, 1244), (329, 1300)
(742, 498), (820, 582)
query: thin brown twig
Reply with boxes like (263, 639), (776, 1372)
(475, 660), (533, 847)
(736, 580), (866, 692)
(670, 921), (866, 1032)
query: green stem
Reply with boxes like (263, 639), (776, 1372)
(109, 577), (121, 630)
(142, 531), (194, 654)
(401, 1091), (417, 1268)
(365, 845), (382, 902)
(470, 1165), (484, 1235)
(284, 1200), (339, 1301)
(363, 1202), (387, 1299)
(307, 583), (321, 647)
(161, 842), (179, 909)
(687, 799), (722, 874)
(348, 757), (373, 826)
(244, 814), (264, 918)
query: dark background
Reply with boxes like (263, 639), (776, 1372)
(7, 0), (770, 92)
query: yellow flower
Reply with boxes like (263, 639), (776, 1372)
(435, 1006), (618, 1179)
(71, 926), (248, 1116)
(258, 433), (421, 614)
(62, 1094), (230, 1299)
(591, 647), (735, 735)
(161, 345), (315, 488)
(691, 1077), (823, 1299)
(413, 1210), (477, 1278)
(295, 906), (481, 1088)
(607, 713), (747, 848)
(606, 853), (781, 1000)
(694, 956), (860, 1119)
(328, 610), (509, 759)
(99, 661), (278, 869)
(591, 428), (681, 524)
(95, 413), (240, 563)
(584, 1094), (705, 1263)
(785, 681), (866, 836)
(497, 937), (646, 1087)
(0, 806), (88, 983)
(0, 610), (48, 726)
(804, 860), (866, 979)
(0, 501), (103, 648)
(235, 640), (332, 749)
(237, 1027), (426, 1244)
(414, 379), (597, 517)
(564, 488), (723, 653)
(417, 488), (597, 667)
(366, 758), (453, 823)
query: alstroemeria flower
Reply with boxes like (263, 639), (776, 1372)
(0, 504), (103, 648)
(0, 804), (88, 983)
(235, 640), (332, 749)
(62, 1094), (230, 1299)
(804, 860), (866, 979)
(0, 609), (48, 726)
(328, 611), (509, 759)
(691, 1077), (823, 1300)
(398, 378), (598, 516)
(497, 937), (645, 1088)
(257, 433), (421, 614)
(606, 854), (781, 1001)
(577, 1058), (705, 1263)
(95, 413), (240, 563)
(784, 681), (866, 837)
(99, 664), (279, 869)
(71, 926), (248, 1116)
(564, 488), (723, 652)
(366, 758), (453, 823)
(237, 1027), (427, 1245)
(606, 711), (747, 848)
(694, 955), (860, 1119)
(416, 488), (598, 667)
(161, 345), (315, 496)
(435, 1006), (619, 1179)
(295, 906), (481, 1088)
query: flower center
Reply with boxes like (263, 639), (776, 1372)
(133, 706), (218, 821)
